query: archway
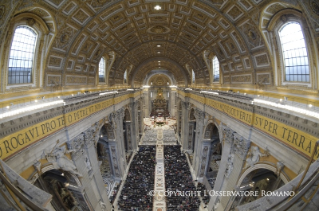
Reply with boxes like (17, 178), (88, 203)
(97, 123), (114, 179)
(34, 169), (90, 211)
(189, 108), (196, 153)
(123, 108), (133, 162)
(232, 168), (285, 208)
(204, 123), (221, 189)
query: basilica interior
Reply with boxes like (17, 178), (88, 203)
(0, 0), (319, 211)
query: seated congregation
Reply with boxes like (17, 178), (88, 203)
(118, 146), (156, 211)
(164, 145), (201, 211)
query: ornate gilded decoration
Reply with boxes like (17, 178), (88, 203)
(231, 75), (252, 83)
(311, 0), (319, 16)
(147, 25), (171, 34)
(227, 5), (243, 20)
(0, 5), (4, 20)
(26, 18), (36, 27)
(255, 54), (269, 66)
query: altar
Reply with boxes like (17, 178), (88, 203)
(151, 88), (169, 118)
(156, 117), (164, 122)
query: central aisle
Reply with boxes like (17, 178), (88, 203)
(153, 128), (167, 211)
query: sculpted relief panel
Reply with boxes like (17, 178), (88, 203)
(66, 76), (87, 85)
(231, 75), (252, 84)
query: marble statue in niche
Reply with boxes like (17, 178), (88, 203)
(225, 154), (234, 178)
(85, 155), (92, 173)
(246, 146), (269, 167)
(43, 142), (83, 178)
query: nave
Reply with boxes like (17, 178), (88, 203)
(114, 126), (210, 211)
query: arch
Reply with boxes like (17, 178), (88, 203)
(143, 70), (176, 86)
(233, 165), (287, 207)
(278, 22), (309, 82)
(2, 12), (51, 89)
(237, 164), (289, 186)
(212, 56), (220, 83)
(124, 69), (127, 84)
(98, 57), (106, 83)
(202, 122), (222, 187)
(99, 123), (114, 140)
(96, 140), (113, 179)
(192, 69), (195, 85)
(8, 25), (37, 84)
(34, 169), (89, 211)
(268, 9), (315, 87)
(203, 122), (220, 140)
(130, 57), (189, 87)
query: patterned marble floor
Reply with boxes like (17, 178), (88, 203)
(153, 127), (169, 211)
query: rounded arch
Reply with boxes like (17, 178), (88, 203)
(96, 139), (113, 178)
(237, 164), (289, 186)
(130, 57), (189, 87)
(99, 123), (115, 140)
(33, 169), (86, 211)
(232, 166), (287, 207)
(265, 8), (316, 88)
(143, 70), (176, 86)
(203, 121), (220, 140)
(2, 11), (53, 89)
(15, 7), (56, 34)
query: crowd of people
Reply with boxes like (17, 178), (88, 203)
(118, 146), (156, 211)
(164, 145), (201, 211)
(197, 182), (210, 205)
(163, 130), (177, 143)
(141, 130), (157, 142)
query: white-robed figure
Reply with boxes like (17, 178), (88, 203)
(44, 140), (83, 178)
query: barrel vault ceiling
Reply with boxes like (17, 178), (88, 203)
(5, 0), (297, 88)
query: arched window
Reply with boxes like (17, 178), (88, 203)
(212, 56), (220, 82)
(99, 57), (105, 83)
(8, 26), (37, 84)
(124, 70), (127, 83)
(279, 22), (309, 82)
(192, 70), (195, 84)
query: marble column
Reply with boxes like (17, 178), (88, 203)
(180, 102), (190, 151)
(208, 126), (235, 211)
(176, 103), (182, 142)
(66, 124), (112, 211)
(112, 108), (127, 178)
(129, 101), (139, 152)
(208, 126), (251, 211)
(169, 90), (177, 117)
(192, 108), (205, 178)
(196, 141), (212, 181)
(143, 90), (149, 117)
(137, 100), (143, 139)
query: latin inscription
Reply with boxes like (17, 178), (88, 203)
(0, 96), (125, 159)
(253, 115), (318, 159)
(183, 90), (319, 159)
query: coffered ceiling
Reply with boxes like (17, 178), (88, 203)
(6, 0), (283, 88)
